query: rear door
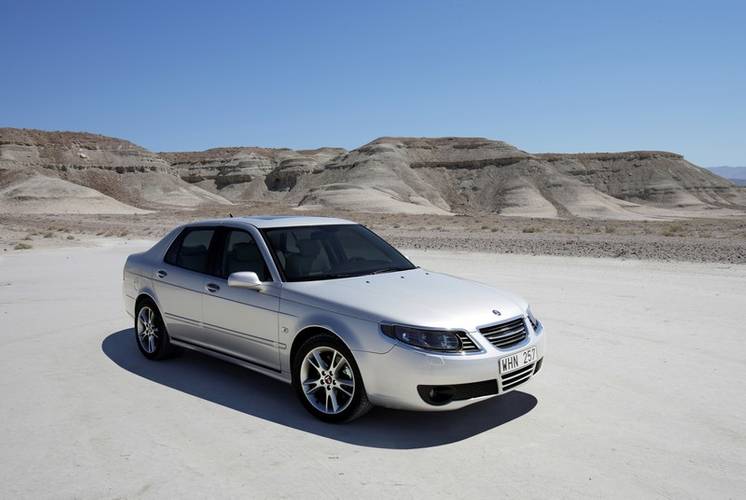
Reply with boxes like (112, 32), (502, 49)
(201, 228), (281, 371)
(153, 227), (218, 344)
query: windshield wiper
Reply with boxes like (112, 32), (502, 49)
(293, 267), (415, 282)
(369, 266), (410, 275)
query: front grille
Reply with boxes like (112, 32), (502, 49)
(479, 317), (528, 349)
(456, 331), (480, 352)
(500, 363), (535, 391)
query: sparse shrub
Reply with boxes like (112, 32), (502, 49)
(605, 226), (616, 234)
(43, 232), (54, 238)
(22, 234), (32, 241)
(481, 225), (489, 230)
(66, 235), (75, 240)
(14, 243), (32, 250)
(522, 227), (540, 233)
(490, 228), (498, 232)
(662, 223), (685, 237)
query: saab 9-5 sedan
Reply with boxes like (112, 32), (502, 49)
(123, 216), (545, 422)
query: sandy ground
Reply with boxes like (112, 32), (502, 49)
(2, 206), (746, 263)
(0, 243), (745, 498)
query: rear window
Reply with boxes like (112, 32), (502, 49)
(165, 228), (216, 274)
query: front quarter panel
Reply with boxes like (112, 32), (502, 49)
(278, 296), (395, 372)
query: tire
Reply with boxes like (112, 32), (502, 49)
(134, 299), (176, 360)
(292, 333), (373, 423)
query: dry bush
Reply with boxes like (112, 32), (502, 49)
(662, 223), (685, 237)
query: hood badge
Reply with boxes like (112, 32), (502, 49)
(492, 309), (501, 316)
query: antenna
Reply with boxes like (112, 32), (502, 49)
(228, 213), (233, 218)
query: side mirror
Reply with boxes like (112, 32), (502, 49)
(227, 271), (263, 290)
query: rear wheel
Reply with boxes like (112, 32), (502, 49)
(292, 334), (372, 423)
(134, 299), (175, 360)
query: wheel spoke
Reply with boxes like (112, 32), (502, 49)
(137, 310), (147, 331)
(329, 351), (337, 372)
(303, 379), (323, 393)
(311, 351), (327, 372)
(337, 385), (353, 397)
(333, 358), (347, 376)
(329, 390), (339, 412)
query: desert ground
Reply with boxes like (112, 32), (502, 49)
(1, 240), (744, 498)
(2, 203), (746, 264)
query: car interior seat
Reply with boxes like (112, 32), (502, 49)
(225, 242), (268, 280)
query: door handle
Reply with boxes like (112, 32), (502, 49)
(205, 283), (220, 293)
(156, 269), (168, 279)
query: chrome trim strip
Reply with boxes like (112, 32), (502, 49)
(202, 321), (277, 348)
(164, 312), (280, 348)
(163, 311), (201, 326)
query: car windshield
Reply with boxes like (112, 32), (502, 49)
(262, 224), (416, 282)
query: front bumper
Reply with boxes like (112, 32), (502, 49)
(354, 323), (546, 411)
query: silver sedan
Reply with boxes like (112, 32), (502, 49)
(123, 216), (545, 422)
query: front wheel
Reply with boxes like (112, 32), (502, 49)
(292, 334), (372, 423)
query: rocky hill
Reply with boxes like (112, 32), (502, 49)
(159, 146), (346, 201)
(1, 128), (744, 219)
(0, 128), (229, 212)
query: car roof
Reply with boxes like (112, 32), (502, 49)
(186, 215), (358, 229)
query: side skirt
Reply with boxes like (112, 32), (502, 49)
(170, 337), (292, 384)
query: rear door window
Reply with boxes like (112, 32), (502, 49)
(165, 228), (216, 274)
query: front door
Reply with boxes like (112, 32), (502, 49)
(201, 228), (281, 371)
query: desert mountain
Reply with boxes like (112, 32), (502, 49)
(166, 136), (746, 219)
(2, 128), (744, 219)
(159, 146), (345, 202)
(0, 128), (230, 211)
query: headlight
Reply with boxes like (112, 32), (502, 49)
(527, 307), (541, 331)
(381, 324), (462, 352)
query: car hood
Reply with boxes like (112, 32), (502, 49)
(280, 268), (528, 331)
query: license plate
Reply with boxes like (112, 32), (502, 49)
(499, 347), (537, 374)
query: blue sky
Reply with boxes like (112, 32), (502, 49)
(1, 0), (744, 165)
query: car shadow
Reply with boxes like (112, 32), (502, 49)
(102, 329), (537, 449)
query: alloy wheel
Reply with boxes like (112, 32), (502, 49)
(136, 306), (159, 354)
(300, 346), (355, 415)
